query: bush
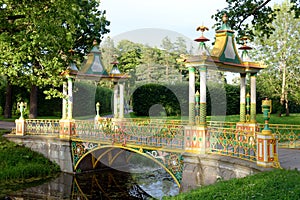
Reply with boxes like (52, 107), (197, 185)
(73, 81), (113, 117)
(132, 83), (187, 116)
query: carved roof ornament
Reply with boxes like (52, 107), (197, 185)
(239, 36), (253, 62)
(194, 25), (210, 42)
(239, 36), (253, 50)
(218, 13), (233, 32)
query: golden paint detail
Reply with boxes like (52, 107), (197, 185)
(71, 143), (183, 187)
(209, 126), (257, 162)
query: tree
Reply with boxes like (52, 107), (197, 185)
(212, 0), (300, 41)
(0, 0), (109, 118)
(101, 37), (117, 73)
(255, 1), (300, 116)
(117, 40), (142, 73)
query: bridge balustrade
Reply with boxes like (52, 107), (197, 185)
(73, 118), (186, 151)
(207, 126), (257, 162)
(25, 119), (60, 136)
(258, 124), (300, 148)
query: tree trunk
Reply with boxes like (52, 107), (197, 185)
(280, 61), (286, 116)
(285, 91), (289, 116)
(29, 85), (38, 119)
(4, 82), (12, 118)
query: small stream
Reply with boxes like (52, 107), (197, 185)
(9, 166), (179, 200)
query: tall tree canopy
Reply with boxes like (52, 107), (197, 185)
(254, 1), (300, 115)
(212, 0), (300, 40)
(0, 0), (109, 118)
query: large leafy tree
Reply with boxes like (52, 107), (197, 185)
(254, 1), (300, 115)
(0, 0), (109, 118)
(212, 0), (300, 40)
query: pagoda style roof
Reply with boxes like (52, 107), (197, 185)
(185, 14), (266, 74)
(78, 43), (109, 78)
(76, 40), (129, 81)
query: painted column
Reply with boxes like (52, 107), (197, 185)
(113, 83), (119, 118)
(119, 82), (124, 119)
(199, 66), (207, 125)
(67, 77), (73, 119)
(250, 73), (257, 122)
(240, 73), (246, 122)
(188, 66), (195, 125)
(195, 91), (200, 125)
(62, 81), (67, 119)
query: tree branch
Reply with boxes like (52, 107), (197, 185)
(237, 0), (272, 30)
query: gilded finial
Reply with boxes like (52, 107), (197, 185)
(93, 39), (97, 46)
(239, 36), (252, 50)
(196, 25), (209, 35)
(195, 24), (210, 42)
(111, 54), (119, 65)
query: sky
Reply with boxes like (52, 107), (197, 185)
(100, 0), (284, 44)
(101, 0), (227, 42)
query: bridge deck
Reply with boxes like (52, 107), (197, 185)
(1, 121), (300, 171)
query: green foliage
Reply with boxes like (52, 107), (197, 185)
(254, 2), (300, 116)
(132, 83), (186, 116)
(0, 130), (60, 181)
(0, 129), (60, 197)
(225, 84), (240, 115)
(212, 0), (299, 41)
(164, 169), (300, 200)
(95, 86), (113, 115)
(73, 81), (112, 118)
(0, 0), (109, 98)
(132, 83), (242, 117)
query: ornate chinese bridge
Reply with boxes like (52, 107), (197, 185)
(10, 15), (299, 192)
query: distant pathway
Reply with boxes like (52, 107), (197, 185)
(278, 149), (300, 171)
(0, 121), (15, 130)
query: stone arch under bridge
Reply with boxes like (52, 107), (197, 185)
(71, 140), (184, 187)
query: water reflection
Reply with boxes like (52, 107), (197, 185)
(11, 167), (179, 200)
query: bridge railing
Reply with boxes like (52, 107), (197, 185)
(207, 121), (237, 129)
(208, 126), (257, 162)
(25, 119), (60, 136)
(208, 121), (300, 148)
(259, 123), (300, 148)
(73, 118), (185, 150)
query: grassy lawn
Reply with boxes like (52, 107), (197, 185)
(164, 169), (300, 200)
(127, 112), (300, 125)
(0, 129), (60, 198)
(208, 113), (300, 125)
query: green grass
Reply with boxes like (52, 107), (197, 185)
(127, 112), (300, 125)
(0, 115), (18, 122)
(164, 169), (300, 200)
(208, 113), (300, 125)
(0, 129), (60, 198)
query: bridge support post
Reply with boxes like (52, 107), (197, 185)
(59, 119), (75, 139)
(15, 119), (26, 136)
(184, 126), (209, 154)
(257, 130), (277, 167)
(257, 98), (278, 167)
